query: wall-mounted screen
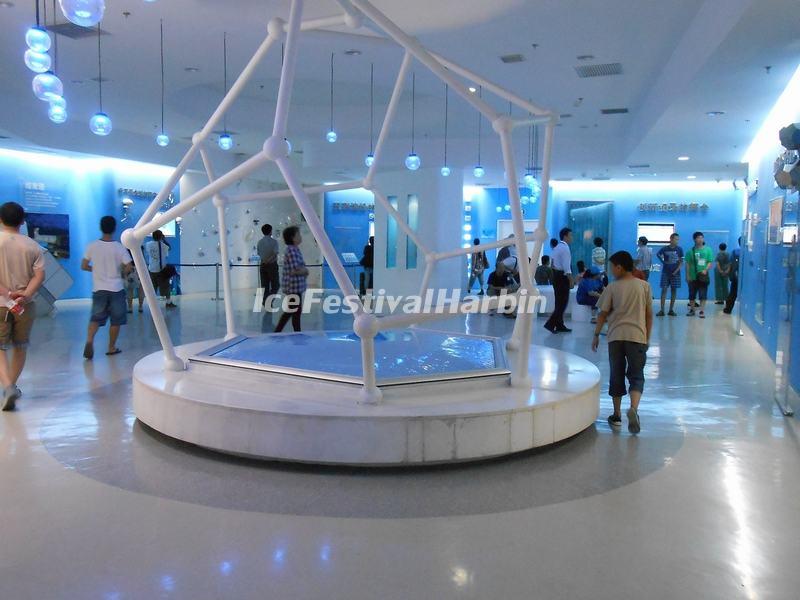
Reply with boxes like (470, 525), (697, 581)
(637, 222), (675, 245)
(26, 212), (69, 258)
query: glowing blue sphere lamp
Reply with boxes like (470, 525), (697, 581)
(24, 49), (51, 73)
(32, 71), (63, 102)
(441, 166), (451, 177)
(25, 27), (51, 52)
(473, 165), (485, 178)
(405, 153), (421, 171)
(218, 133), (234, 151)
(156, 134), (170, 147)
(89, 25), (111, 135)
(48, 103), (67, 124)
(58, 0), (106, 28)
(89, 112), (112, 135)
(365, 153), (374, 167)
(326, 130), (337, 143)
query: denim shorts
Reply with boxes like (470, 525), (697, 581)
(608, 340), (648, 397)
(91, 290), (128, 326)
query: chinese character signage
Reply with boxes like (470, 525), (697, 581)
(637, 202), (709, 213)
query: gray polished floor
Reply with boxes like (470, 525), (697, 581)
(1, 292), (798, 599)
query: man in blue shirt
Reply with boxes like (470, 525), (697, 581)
(656, 233), (683, 316)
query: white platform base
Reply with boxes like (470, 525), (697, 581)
(133, 340), (601, 466)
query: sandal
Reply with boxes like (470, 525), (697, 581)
(106, 348), (122, 356)
(83, 343), (94, 360)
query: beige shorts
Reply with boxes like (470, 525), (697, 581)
(0, 305), (35, 349)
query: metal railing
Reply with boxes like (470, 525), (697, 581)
(176, 262), (364, 301)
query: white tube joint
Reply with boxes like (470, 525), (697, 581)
(354, 313), (378, 338)
(120, 228), (138, 249)
(212, 195), (227, 208)
(267, 17), (286, 40)
(263, 135), (291, 161)
(191, 131), (206, 146)
(492, 115), (514, 135)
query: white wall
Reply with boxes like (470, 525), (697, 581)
(373, 168), (464, 298)
(179, 172), (323, 294)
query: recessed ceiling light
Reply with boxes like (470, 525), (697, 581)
(706, 111), (725, 117)
(576, 54), (595, 61)
(468, 86), (477, 93)
(0, 2), (14, 7)
(629, 173), (635, 177)
(687, 175), (697, 180)
(71, 79), (84, 84)
(678, 156), (690, 161)
(344, 49), (362, 56)
(184, 67), (200, 72)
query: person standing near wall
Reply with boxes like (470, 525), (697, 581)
(592, 237), (607, 285)
(467, 238), (489, 295)
(685, 231), (714, 318)
(275, 226), (308, 333)
(124, 249), (143, 314)
(257, 224), (280, 307)
(145, 230), (176, 308)
(360, 236), (375, 296)
(635, 236), (653, 282)
(544, 227), (574, 334)
(723, 237), (742, 314)
(534, 255), (554, 286)
(714, 243), (731, 305)
(656, 233), (683, 317)
(592, 251), (653, 434)
(82, 216), (133, 360)
(0, 202), (45, 411)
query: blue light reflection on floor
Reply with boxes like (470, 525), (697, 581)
(208, 330), (501, 381)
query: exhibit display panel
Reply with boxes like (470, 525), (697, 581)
(190, 329), (509, 386)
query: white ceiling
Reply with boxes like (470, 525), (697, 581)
(0, 0), (798, 185)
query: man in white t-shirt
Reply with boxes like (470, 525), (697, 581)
(0, 202), (45, 411)
(81, 216), (133, 360)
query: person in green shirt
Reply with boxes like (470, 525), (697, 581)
(685, 231), (714, 318)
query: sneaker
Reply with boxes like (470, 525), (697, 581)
(698, 310), (705, 319)
(627, 407), (641, 434)
(2, 385), (20, 411)
(687, 310), (695, 317)
(607, 414), (622, 429)
(668, 310), (677, 316)
(722, 309), (732, 314)
(656, 310), (665, 317)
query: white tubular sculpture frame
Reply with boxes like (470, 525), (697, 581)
(122, 0), (558, 404)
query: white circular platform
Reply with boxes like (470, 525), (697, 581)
(133, 338), (601, 466)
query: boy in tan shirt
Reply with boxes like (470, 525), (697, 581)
(0, 202), (45, 411)
(592, 250), (653, 433)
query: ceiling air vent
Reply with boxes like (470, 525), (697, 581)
(560, 113), (573, 118)
(592, 176), (612, 181)
(47, 23), (109, 39)
(500, 54), (525, 64)
(575, 63), (622, 78)
(601, 108), (629, 115)
(628, 164), (650, 169)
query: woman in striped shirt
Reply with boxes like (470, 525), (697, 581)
(274, 226), (309, 333)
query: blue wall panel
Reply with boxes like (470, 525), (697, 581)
(0, 150), (179, 299)
(323, 188), (373, 290)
